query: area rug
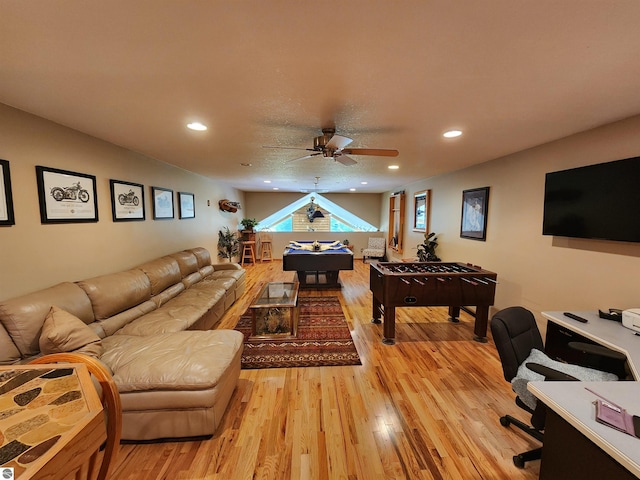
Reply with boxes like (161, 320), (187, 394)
(234, 296), (362, 369)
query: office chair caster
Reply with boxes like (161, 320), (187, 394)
(513, 454), (526, 469)
(499, 416), (511, 427)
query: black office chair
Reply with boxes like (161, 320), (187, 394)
(490, 306), (626, 468)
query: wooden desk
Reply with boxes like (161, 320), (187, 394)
(531, 311), (640, 479)
(0, 364), (106, 480)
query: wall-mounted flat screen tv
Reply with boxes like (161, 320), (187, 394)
(542, 156), (640, 243)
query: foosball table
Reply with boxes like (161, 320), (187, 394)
(370, 261), (498, 344)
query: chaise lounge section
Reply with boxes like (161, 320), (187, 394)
(0, 247), (246, 441)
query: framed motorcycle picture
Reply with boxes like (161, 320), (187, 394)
(35, 166), (98, 224)
(110, 179), (145, 222)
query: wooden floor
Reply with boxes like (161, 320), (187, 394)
(110, 261), (541, 479)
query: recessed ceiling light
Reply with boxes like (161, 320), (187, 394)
(443, 130), (462, 138)
(263, 180), (271, 183)
(361, 181), (368, 185)
(349, 188), (356, 192)
(273, 187), (279, 190)
(187, 122), (207, 131)
(388, 165), (399, 170)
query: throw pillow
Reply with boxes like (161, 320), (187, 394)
(39, 305), (103, 358)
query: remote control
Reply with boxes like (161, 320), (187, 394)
(563, 312), (588, 323)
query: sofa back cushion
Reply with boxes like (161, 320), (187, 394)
(189, 247), (212, 268)
(78, 269), (151, 320)
(168, 251), (200, 277)
(137, 256), (182, 296)
(0, 282), (94, 358)
(0, 322), (21, 364)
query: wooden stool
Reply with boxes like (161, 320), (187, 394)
(241, 241), (256, 266)
(260, 240), (273, 262)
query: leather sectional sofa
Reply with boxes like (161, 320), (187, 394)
(0, 247), (246, 441)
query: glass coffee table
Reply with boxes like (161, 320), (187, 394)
(250, 282), (300, 339)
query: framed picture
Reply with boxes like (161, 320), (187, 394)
(35, 166), (98, 224)
(152, 186), (174, 220)
(110, 179), (145, 222)
(0, 159), (15, 226)
(178, 191), (195, 219)
(413, 190), (429, 232)
(460, 187), (490, 240)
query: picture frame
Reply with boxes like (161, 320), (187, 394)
(178, 191), (195, 219)
(0, 159), (15, 226)
(35, 166), (98, 224)
(460, 187), (490, 241)
(413, 190), (429, 232)
(152, 186), (174, 220)
(110, 179), (145, 222)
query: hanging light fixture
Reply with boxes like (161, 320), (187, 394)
(307, 196), (325, 222)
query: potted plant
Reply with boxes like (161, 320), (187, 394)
(240, 218), (258, 232)
(218, 227), (240, 261)
(342, 239), (354, 251)
(416, 232), (440, 262)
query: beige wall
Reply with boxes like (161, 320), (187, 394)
(0, 104), (244, 300)
(385, 115), (640, 330)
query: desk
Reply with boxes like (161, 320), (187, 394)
(530, 311), (640, 479)
(0, 364), (106, 480)
(282, 241), (353, 288)
(529, 381), (640, 479)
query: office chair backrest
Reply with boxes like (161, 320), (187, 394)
(491, 306), (544, 382)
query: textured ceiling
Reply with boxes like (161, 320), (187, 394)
(2, 1), (640, 193)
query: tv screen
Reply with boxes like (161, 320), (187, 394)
(542, 156), (640, 243)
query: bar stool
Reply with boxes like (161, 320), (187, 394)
(241, 240), (256, 266)
(260, 240), (273, 262)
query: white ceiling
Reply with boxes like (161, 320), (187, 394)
(2, 1), (640, 193)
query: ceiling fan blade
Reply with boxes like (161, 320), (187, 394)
(325, 134), (353, 150)
(335, 155), (357, 166)
(263, 145), (316, 151)
(286, 152), (322, 163)
(342, 148), (399, 157)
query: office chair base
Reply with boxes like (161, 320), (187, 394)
(513, 447), (542, 468)
(500, 415), (544, 442)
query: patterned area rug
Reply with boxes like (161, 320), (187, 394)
(234, 296), (362, 369)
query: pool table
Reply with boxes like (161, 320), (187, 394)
(282, 240), (354, 288)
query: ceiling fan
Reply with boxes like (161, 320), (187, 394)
(264, 127), (399, 166)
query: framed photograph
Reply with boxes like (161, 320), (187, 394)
(0, 159), (15, 226)
(35, 166), (98, 224)
(110, 179), (145, 222)
(178, 191), (195, 219)
(460, 187), (490, 241)
(152, 186), (174, 220)
(413, 190), (429, 232)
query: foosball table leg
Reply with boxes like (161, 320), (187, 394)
(473, 306), (489, 343)
(448, 305), (461, 323)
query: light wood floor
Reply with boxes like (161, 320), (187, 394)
(110, 261), (541, 479)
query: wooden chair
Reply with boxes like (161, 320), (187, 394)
(241, 240), (257, 265)
(259, 232), (273, 262)
(30, 353), (122, 480)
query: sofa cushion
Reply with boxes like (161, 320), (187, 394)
(78, 269), (151, 320)
(137, 257), (182, 296)
(169, 251), (200, 277)
(100, 330), (244, 392)
(0, 322), (21, 364)
(189, 247), (212, 269)
(39, 306), (103, 358)
(115, 287), (226, 336)
(0, 282), (94, 357)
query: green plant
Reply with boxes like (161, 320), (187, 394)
(416, 232), (440, 262)
(218, 227), (240, 259)
(240, 218), (258, 231)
